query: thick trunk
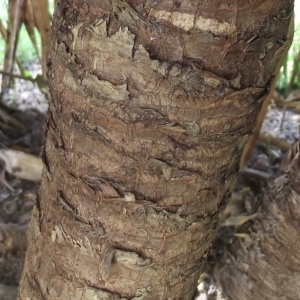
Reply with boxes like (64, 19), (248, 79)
(213, 141), (300, 300)
(18, 1), (293, 299)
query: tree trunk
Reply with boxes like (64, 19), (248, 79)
(18, 1), (293, 299)
(213, 141), (300, 299)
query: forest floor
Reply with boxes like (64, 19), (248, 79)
(0, 77), (299, 300)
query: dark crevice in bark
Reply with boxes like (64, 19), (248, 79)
(80, 176), (103, 193)
(71, 111), (82, 123)
(92, 70), (126, 86)
(148, 156), (214, 186)
(66, 119), (130, 159)
(107, 14), (121, 38)
(84, 176), (156, 202)
(57, 191), (77, 213)
(34, 193), (43, 235)
(118, 106), (170, 124)
(155, 154), (228, 182)
(80, 176), (123, 197)
(32, 274), (47, 300)
(90, 127), (115, 149)
(56, 190), (93, 225)
(41, 147), (51, 174)
(166, 135), (192, 151)
(113, 1), (183, 62)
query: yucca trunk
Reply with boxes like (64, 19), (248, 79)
(18, 1), (293, 299)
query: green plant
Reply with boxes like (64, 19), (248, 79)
(277, 4), (300, 95)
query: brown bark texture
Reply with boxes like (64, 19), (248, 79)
(214, 141), (300, 300)
(18, 1), (293, 299)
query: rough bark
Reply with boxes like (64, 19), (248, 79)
(18, 1), (293, 299)
(213, 141), (300, 300)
